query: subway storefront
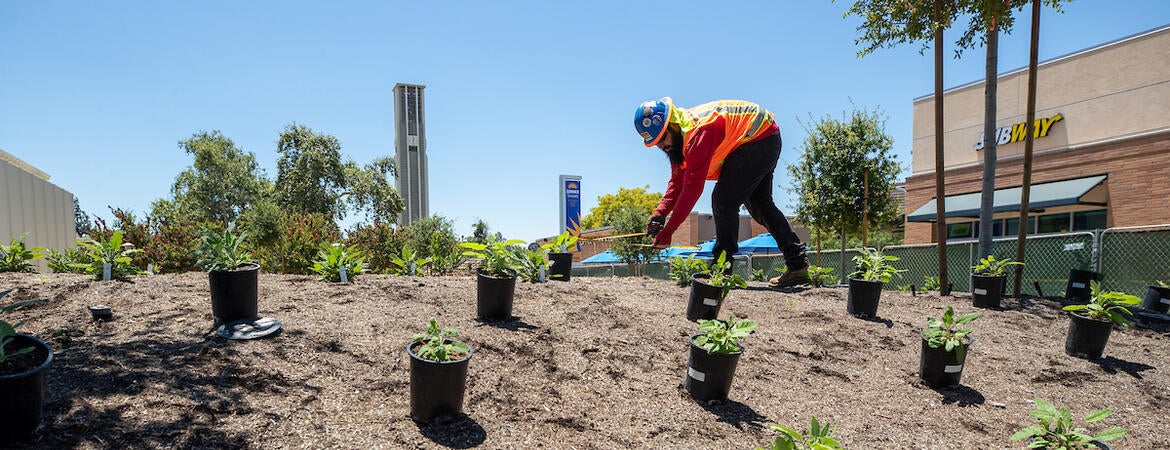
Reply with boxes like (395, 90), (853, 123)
(903, 25), (1170, 244)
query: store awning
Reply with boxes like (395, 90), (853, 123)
(906, 175), (1107, 222)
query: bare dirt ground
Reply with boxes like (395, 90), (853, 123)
(1, 271), (1167, 449)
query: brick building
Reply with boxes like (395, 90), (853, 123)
(904, 25), (1170, 244)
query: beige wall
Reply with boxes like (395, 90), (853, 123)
(1, 150), (77, 271)
(910, 26), (1170, 175)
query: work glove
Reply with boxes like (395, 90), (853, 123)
(646, 214), (666, 237)
(652, 225), (674, 248)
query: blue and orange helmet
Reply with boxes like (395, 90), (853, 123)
(634, 97), (673, 147)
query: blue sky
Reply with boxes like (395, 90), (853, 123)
(2, 1), (1168, 243)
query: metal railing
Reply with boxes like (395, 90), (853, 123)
(572, 225), (1170, 299)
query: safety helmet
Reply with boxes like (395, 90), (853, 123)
(634, 97), (673, 147)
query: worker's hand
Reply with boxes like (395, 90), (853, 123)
(646, 214), (666, 237)
(652, 226), (674, 248)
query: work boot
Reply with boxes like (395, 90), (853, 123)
(769, 267), (810, 287)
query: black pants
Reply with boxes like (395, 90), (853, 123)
(710, 132), (808, 270)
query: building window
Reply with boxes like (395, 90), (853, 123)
(1037, 213), (1071, 234)
(1005, 216), (1036, 236)
(1073, 209), (1106, 231)
(947, 222), (973, 239)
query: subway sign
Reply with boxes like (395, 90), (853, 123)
(974, 113), (1063, 150)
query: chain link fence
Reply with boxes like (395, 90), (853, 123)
(572, 225), (1170, 300)
(1100, 224), (1170, 298)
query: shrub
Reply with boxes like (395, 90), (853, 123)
(1010, 398), (1126, 449)
(388, 247), (432, 276)
(460, 237), (525, 277)
(514, 245), (549, 283)
(707, 251), (747, 297)
(758, 416), (845, 450)
(252, 211), (338, 274)
(694, 315), (757, 354)
(1, 288), (48, 363)
(73, 231), (145, 280)
(344, 220), (408, 274)
(311, 243), (367, 282)
(971, 255), (1024, 277)
(808, 265), (837, 287)
(0, 233), (44, 273)
(194, 224), (252, 272)
(410, 318), (470, 362)
(45, 248), (89, 274)
(1062, 281), (1141, 327)
(541, 231), (579, 253)
(669, 255), (708, 287)
(849, 248), (904, 283)
(923, 305), (981, 360)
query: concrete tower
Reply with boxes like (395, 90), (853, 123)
(393, 83), (428, 226)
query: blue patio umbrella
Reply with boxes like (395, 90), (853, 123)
(736, 233), (781, 254)
(580, 250), (621, 264)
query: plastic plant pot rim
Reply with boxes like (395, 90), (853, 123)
(0, 334), (54, 381)
(688, 333), (744, 356)
(407, 340), (474, 365)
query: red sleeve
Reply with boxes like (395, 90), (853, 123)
(662, 117), (725, 233)
(654, 165), (684, 217)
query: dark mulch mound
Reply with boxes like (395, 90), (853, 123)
(1, 272), (1167, 449)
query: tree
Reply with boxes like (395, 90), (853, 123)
(275, 123), (348, 218)
(580, 186), (662, 231)
(171, 131), (266, 225)
(790, 107), (901, 278)
(405, 215), (459, 261)
(73, 197), (92, 237)
(608, 207), (660, 275)
(470, 219), (490, 244)
(343, 157), (405, 224)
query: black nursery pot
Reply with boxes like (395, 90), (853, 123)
(408, 341), (472, 423)
(919, 335), (972, 388)
(1065, 269), (1101, 304)
(1142, 286), (1170, 314)
(687, 274), (726, 322)
(88, 305), (113, 321)
(476, 271), (517, 321)
(548, 253), (572, 282)
(1065, 312), (1113, 360)
(847, 278), (883, 318)
(209, 262), (260, 325)
(685, 334), (742, 402)
(0, 334), (53, 443)
(970, 275), (1005, 308)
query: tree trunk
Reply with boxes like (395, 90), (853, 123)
(933, 0), (950, 295)
(978, 16), (999, 259)
(839, 225), (847, 285)
(1014, 0), (1041, 296)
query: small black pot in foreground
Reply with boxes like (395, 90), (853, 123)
(0, 334), (53, 443)
(408, 319), (473, 423)
(1141, 285), (1170, 314)
(547, 253), (573, 282)
(1065, 269), (1101, 304)
(685, 316), (756, 403)
(687, 274), (725, 322)
(1062, 281), (1141, 360)
(919, 305), (981, 388)
(847, 278), (883, 317)
(476, 272), (517, 321)
(209, 262), (260, 325)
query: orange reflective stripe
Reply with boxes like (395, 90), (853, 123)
(679, 100), (775, 180)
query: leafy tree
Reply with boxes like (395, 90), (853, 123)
(171, 131), (266, 225)
(275, 123), (348, 218)
(405, 215), (459, 261)
(580, 185), (662, 231)
(73, 197), (92, 237)
(470, 219), (490, 244)
(343, 157), (405, 224)
(344, 220), (408, 274)
(789, 106), (901, 272)
(608, 207), (660, 275)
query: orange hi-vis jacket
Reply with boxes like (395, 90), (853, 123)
(676, 100), (777, 180)
(653, 100), (779, 234)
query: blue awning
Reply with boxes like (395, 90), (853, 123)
(906, 175), (1107, 222)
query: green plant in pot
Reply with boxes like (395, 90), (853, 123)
(669, 254), (708, 287)
(460, 237), (525, 321)
(541, 231), (578, 282)
(757, 416), (845, 450)
(311, 243), (368, 283)
(970, 255), (1024, 309)
(687, 315), (757, 402)
(1141, 279), (1170, 314)
(71, 231), (145, 281)
(687, 252), (746, 322)
(0, 288), (52, 442)
(847, 248), (904, 318)
(388, 247), (432, 276)
(194, 224), (261, 326)
(0, 233), (44, 273)
(919, 305), (981, 388)
(408, 317), (473, 423)
(1062, 281), (1140, 360)
(1010, 398), (1126, 449)
(1064, 245), (1100, 304)
(515, 245), (549, 283)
